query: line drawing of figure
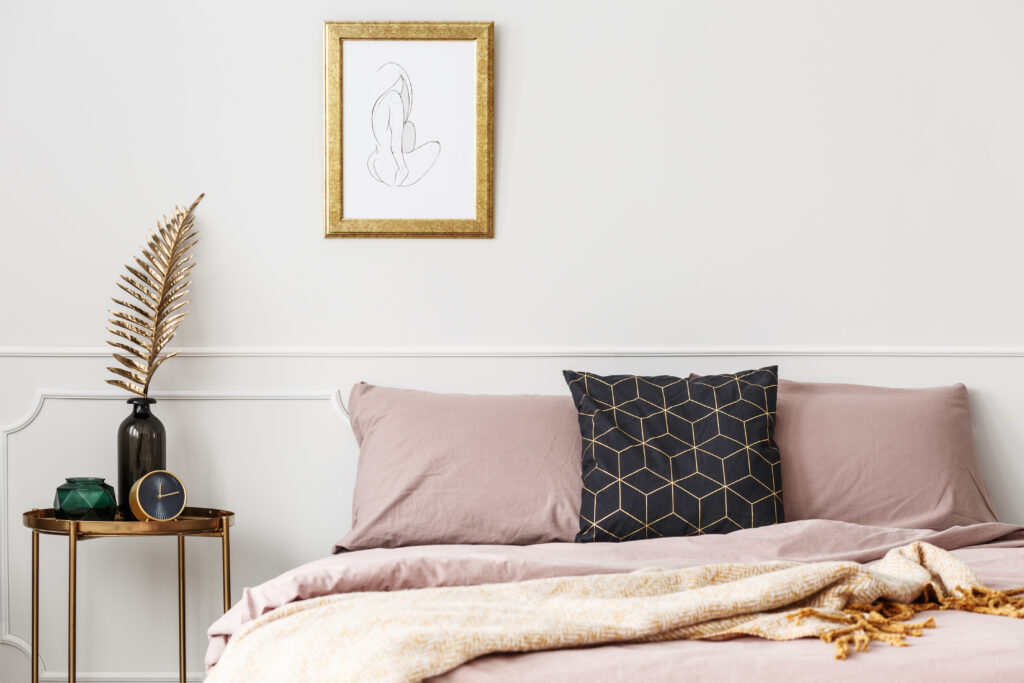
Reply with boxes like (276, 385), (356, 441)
(367, 62), (441, 187)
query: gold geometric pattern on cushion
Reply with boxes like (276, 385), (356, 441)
(564, 366), (784, 542)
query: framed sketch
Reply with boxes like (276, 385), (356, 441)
(324, 21), (494, 238)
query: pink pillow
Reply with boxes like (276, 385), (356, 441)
(335, 383), (583, 551)
(774, 379), (999, 529)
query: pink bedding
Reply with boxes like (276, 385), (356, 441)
(206, 520), (1024, 681)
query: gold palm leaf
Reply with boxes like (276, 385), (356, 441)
(106, 194), (204, 397)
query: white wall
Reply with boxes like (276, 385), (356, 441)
(2, 1), (1024, 681)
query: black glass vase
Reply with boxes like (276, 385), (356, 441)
(117, 398), (165, 515)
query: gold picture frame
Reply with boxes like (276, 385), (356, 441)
(324, 21), (494, 238)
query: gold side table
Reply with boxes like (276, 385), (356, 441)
(23, 507), (234, 683)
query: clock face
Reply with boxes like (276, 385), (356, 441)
(132, 470), (187, 521)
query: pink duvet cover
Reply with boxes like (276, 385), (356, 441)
(207, 520), (1024, 681)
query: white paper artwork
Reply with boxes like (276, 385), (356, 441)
(367, 63), (441, 187)
(343, 40), (477, 220)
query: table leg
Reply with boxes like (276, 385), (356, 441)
(221, 518), (231, 613)
(31, 530), (39, 683)
(177, 535), (185, 683)
(68, 521), (77, 683)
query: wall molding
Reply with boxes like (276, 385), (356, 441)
(4, 345), (1024, 358)
(0, 347), (1017, 680)
(1, 388), (347, 682)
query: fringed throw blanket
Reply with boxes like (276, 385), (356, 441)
(207, 542), (1023, 683)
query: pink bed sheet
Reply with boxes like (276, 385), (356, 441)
(206, 520), (1024, 681)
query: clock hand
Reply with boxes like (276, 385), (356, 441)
(157, 490), (181, 499)
(158, 481), (163, 497)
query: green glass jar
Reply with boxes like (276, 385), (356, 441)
(54, 477), (117, 520)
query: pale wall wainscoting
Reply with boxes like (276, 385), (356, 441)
(1, 349), (1022, 682)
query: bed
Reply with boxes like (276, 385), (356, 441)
(203, 370), (1024, 682)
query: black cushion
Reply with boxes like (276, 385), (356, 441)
(563, 366), (784, 542)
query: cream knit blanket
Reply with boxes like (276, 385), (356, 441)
(206, 542), (1023, 682)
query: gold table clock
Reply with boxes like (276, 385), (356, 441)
(129, 469), (187, 521)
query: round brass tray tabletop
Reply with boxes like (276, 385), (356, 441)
(23, 507), (233, 536)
